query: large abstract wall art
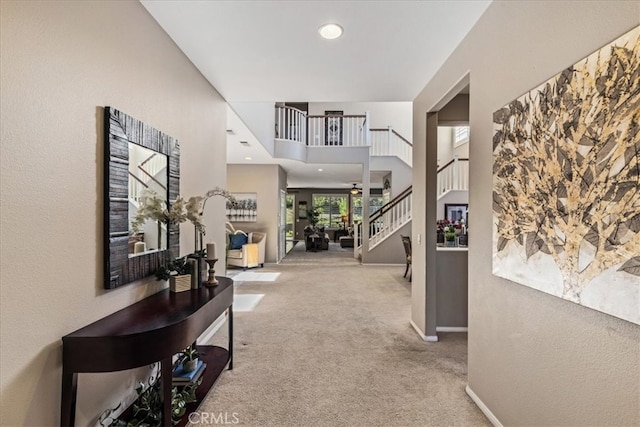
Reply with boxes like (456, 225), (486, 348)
(492, 25), (640, 325)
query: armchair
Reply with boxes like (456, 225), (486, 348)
(227, 231), (266, 269)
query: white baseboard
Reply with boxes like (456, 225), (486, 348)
(410, 320), (439, 342)
(361, 263), (405, 267)
(436, 326), (468, 332)
(197, 312), (227, 345)
(465, 385), (503, 427)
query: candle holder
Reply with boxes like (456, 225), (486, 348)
(205, 259), (218, 286)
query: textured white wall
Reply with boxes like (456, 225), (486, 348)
(0, 1), (227, 424)
(413, 1), (640, 425)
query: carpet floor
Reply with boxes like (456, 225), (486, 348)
(199, 248), (489, 427)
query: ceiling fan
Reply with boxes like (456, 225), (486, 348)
(349, 183), (361, 195)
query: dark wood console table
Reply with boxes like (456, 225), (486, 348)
(61, 277), (233, 426)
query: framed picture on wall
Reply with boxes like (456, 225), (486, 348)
(226, 193), (257, 222)
(444, 203), (468, 223)
(324, 110), (343, 145)
(298, 201), (308, 219)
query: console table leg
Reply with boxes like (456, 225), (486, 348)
(228, 306), (233, 370)
(60, 369), (77, 426)
(161, 357), (173, 427)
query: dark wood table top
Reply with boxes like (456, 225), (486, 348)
(62, 277), (233, 373)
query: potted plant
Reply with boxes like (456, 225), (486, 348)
(99, 375), (200, 426)
(156, 256), (193, 292)
(444, 225), (457, 247)
(308, 207), (322, 228)
(177, 345), (200, 372)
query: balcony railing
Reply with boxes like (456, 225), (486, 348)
(275, 105), (306, 144)
(370, 128), (412, 167)
(437, 156), (469, 195)
(275, 105), (370, 147)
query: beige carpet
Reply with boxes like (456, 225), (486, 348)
(199, 249), (489, 427)
(278, 240), (359, 265)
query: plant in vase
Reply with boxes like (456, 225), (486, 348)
(99, 367), (200, 427)
(185, 187), (236, 253)
(156, 255), (193, 292)
(444, 225), (457, 246)
(177, 345), (201, 372)
(307, 207), (322, 229)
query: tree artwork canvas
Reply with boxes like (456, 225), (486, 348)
(226, 193), (257, 222)
(492, 25), (640, 325)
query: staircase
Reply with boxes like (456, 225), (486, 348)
(128, 152), (168, 204)
(437, 156), (469, 196)
(273, 105), (416, 263)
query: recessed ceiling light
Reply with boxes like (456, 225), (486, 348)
(318, 23), (343, 40)
(245, 156), (252, 160)
(318, 168), (323, 172)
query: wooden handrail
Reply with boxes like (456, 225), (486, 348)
(276, 105), (306, 115)
(138, 165), (167, 190)
(370, 186), (412, 222)
(369, 128), (412, 146)
(437, 157), (469, 174)
(140, 152), (157, 167)
(392, 129), (412, 146)
(129, 171), (149, 188)
(307, 114), (366, 119)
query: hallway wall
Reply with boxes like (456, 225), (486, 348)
(412, 1), (639, 425)
(0, 1), (227, 424)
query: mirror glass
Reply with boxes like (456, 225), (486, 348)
(128, 144), (168, 257)
(104, 106), (180, 289)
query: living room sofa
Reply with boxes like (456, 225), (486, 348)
(303, 226), (330, 251)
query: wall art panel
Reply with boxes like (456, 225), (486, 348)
(492, 25), (640, 324)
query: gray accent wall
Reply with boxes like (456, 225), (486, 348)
(413, 1), (640, 425)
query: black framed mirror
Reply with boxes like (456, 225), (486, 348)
(103, 107), (180, 289)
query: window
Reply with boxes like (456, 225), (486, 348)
(351, 195), (385, 224)
(312, 194), (348, 228)
(453, 126), (469, 147)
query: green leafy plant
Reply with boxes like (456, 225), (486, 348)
(155, 256), (193, 281)
(99, 363), (200, 427)
(307, 207), (322, 227)
(176, 345), (200, 366)
(444, 226), (457, 242)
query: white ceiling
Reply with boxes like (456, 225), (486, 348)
(141, 0), (490, 188)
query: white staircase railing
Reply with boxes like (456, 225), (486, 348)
(366, 186), (412, 250)
(370, 127), (412, 167)
(128, 173), (148, 204)
(128, 153), (167, 205)
(437, 156), (469, 196)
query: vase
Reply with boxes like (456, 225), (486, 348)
(170, 274), (192, 293)
(183, 358), (198, 372)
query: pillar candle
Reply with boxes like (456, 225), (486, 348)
(206, 242), (217, 260)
